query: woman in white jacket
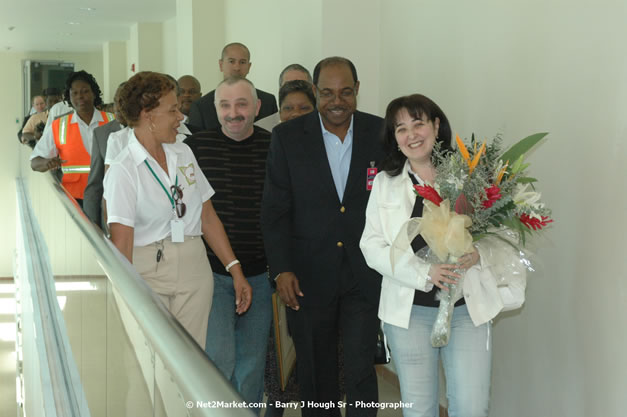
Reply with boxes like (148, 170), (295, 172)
(360, 94), (493, 417)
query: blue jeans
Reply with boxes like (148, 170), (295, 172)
(384, 304), (492, 417)
(205, 272), (273, 414)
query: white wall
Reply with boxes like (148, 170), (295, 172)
(102, 41), (128, 102)
(224, 1), (283, 95)
(162, 16), (178, 78)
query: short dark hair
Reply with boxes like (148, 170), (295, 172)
(117, 71), (176, 127)
(43, 87), (60, 97)
(278, 80), (316, 108)
(221, 42), (250, 60)
(177, 75), (201, 91)
(380, 94), (453, 177)
(278, 64), (312, 86)
(63, 70), (103, 109)
(312, 57), (358, 86)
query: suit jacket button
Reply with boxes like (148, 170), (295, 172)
(340, 206), (346, 213)
(336, 241), (344, 247)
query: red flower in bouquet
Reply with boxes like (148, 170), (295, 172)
(482, 185), (502, 208)
(519, 214), (553, 231)
(414, 184), (443, 206)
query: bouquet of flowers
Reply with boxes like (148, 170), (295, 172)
(393, 132), (553, 347)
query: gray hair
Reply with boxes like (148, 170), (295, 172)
(214, 77), (258, 102)
(278, 64), (312, 87)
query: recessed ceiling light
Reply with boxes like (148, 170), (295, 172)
(66, 22), (81, 25)
(79, 7), (96, 11)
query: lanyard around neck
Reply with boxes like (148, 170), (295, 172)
(144, 159), (177, 209)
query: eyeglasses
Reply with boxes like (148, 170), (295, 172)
(315, 86), (356, 101)
(170, 185), (186, 218)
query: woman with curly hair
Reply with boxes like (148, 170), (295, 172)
(103, 71), (252, 348)
(30, 70), (114, 203)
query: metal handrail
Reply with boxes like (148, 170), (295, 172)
(15, 177), (88, 417)
(38, 172), (254, 417)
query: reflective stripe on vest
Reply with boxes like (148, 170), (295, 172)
(61, 165), (91, 174)
(58, 114), (72, 145)
(102, 112), (115, 124)
(59, 112), (115, 145)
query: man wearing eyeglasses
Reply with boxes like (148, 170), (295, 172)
(185, 77), (273, 415)
(261, 57), (385, 417)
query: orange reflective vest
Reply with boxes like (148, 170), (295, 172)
(52, 111), (115, 199)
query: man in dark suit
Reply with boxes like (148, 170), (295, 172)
(83, 118), (122, 228)
(188, 42), (277, 131)
(261, 57), (385, 417)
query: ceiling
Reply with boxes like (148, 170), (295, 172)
(0, 0), (176, 53)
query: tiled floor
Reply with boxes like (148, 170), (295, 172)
(263, 367), (404, 417)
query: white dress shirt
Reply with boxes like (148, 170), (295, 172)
(30, 108), (104, 160)
(103, 129), (214, 247)
(320, 114), (354, 201)
(104, 127), (131, 165)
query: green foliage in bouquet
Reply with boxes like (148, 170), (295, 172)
(424, 132), (552, 247)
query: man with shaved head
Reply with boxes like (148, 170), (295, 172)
(185, 77), (273, 414)
(188, 42), (277, 131)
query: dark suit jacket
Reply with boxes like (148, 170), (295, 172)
(83, 119), (122, 227)
(188, 88), (278, 131)
(261, 111), (385, 307)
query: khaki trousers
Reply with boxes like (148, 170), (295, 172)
(133, 236), (213, 349)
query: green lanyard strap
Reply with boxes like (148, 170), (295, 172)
(144, 160), (177, 209)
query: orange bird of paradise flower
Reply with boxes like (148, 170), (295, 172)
(455, 135), (486, 175)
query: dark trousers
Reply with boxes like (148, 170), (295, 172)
(287, 259), (380, 417)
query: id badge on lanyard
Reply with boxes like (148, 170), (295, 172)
(144, 159), (185, 242)
(170, 218), (185, 242)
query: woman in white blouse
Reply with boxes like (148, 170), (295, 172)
(104, 71), (251, 349)
(359, 94), (493, 417)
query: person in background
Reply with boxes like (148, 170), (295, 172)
(277, 80), (315, 122)
(188, 42), (277, 131)
(32, 95), (46, 113)
(99, 102), (115, 113)
(185, 77), (271, 415)
(83, 82), (126, 228)
(177, 75), (202, 120)
(359, 94), (491, 417)
(20, 88), (62, 146)
(255, 64), (312, 131)
(261, 57), (385, 417)
(104, 71), (251, 349)
(30, 70), (114, 205)
(278, 63), (312, 86)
